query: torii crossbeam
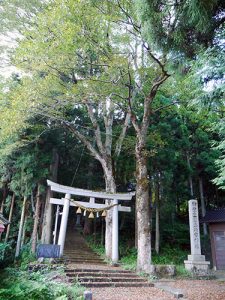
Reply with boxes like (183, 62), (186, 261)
(47, 180), (135, 263)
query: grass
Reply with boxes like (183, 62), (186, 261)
(0, 266), (85, 300)
(85, 235), (105, 256)
(175, 265), (192, 278)
(0, 244), (84, 300)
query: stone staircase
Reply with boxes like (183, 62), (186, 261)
(63, 225), (154, 288)
(65, 267), (154, 288)
(62, 225), (106, 265)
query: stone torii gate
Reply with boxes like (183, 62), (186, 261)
(47, 180), (134, 263)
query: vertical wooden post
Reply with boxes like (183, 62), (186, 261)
(53, 205), (60, 245)
(199, 177), (208, 235)
(58, 194), (70, 256)
(15, 196), (27, 258)
(112, 199), (119, 263)
(21, 214), (28, 248)
(5, 193), (15, 243)
(31, 184), (41, 253)
(155, 175), (160, 254)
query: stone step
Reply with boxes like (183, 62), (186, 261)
(76, 277), (145, 282)
(64, 253), (101, 256)
(65, 259), (104, 262)
(66, 272), (138, 278)
(64, 251), (93, 254)
(63, 248), (93, 253)
(64, 259), (105, 263)
(66, 262), (106, 265)
(66, 261), (106, 265)
(64, 256), (103, 260)
(75, 282), (154, 288)
(64, 253), (94, 256)
(65, 254), (100, 256)
(64, 254), (100, 258)
(54, 259), (105, 265)
(65, 268), (132, 273)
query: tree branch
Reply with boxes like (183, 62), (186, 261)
(153, 101), (178, 113)
(114, 111), (131, 158)
(85, 100), (105, 155)
(63, 121), (103, 163)
(143, 43), (169, 77)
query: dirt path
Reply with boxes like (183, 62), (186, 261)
(168, 279), (225, 300)
(89, 279), (225, 300)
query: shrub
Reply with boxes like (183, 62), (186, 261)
(0, 242), (14, 269)
(0, 267), (84, 300)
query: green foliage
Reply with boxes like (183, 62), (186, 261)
(17, 243), (36, 270)
(0, 242), (14, 269)
(0, 267), (84, 300)
(136, 0), (225, 56)
(120, 245), (188, 272)
(85, 235), (105, 257)
(120, 248), (137, 271)
(175, 265), (192, 278)
(152, 247), (187, 265)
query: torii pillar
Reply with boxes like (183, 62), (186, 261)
(57, 193), (71, 256)
(112, 199), (119, 263)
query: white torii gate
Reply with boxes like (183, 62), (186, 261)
(47, 180), (134, 263)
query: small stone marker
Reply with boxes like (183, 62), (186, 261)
(184, 200), (210, 273)
(84, 291), (92, 300)
(155, 283), (184, 299)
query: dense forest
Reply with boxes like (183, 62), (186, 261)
(0, 0), (224, 281)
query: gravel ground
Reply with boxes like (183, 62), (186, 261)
(90, 286), (175, 300)
(88, 279), (225, 300)
(169, 279), (225, 300)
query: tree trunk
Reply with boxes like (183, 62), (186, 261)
(83, 216), (92, 235)
(83, 159), (94, 235)
(31, 184), (41, 253)
(5, 193), (15, 243)
(0, 183), (7, 214)
(199, 177), (207, 235)
(21, 214), (28, 248)
(41, 149), (59, 244)
(103, 163), (116, 259)
(135, 205), (138, 248)
(101, 217), (105, 246)
(187, 154), (194, 197)
(93, 215), (97, 244)
(15, 196), (27, 258)
(135, 141), (151, 273)
(155, 176), (160, 254)
(39, 191), (46, 237)
(129, 46), (169, 273)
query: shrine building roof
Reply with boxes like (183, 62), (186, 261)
(200, 208), (225, 223)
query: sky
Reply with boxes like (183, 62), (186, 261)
(0, 32), (20, 78)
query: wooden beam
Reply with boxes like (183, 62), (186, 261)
(50, 198), (131, 212)
(47, 180), (135, 200)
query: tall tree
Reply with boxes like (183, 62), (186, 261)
(135, 0), (225, 57)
